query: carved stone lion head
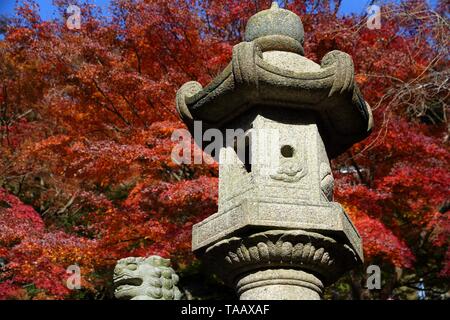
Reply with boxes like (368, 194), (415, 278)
(113, 256), (182, 300)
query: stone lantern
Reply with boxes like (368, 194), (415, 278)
(176, 2), (373, 300)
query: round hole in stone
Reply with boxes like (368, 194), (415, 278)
(280, 145), (294, 158)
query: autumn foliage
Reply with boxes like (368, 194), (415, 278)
(0, 0), (448, 299)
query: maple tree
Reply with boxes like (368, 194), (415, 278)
(0, 0), (448, 299)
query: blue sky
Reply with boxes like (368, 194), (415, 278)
(0, 0), (111, 19)
(0, 0), (439, 19)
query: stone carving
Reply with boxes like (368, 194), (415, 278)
(176, 2), (373, 300)
(320, 162), (334, 201)
(113, 256), (182, 300)
(270, 145), (308, 182)
(177, 3), (372, 158)
(205, 230), (358, 300)
(205, 230), (358, 284)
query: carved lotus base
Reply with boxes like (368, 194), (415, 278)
(202, 229), (360, 300)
